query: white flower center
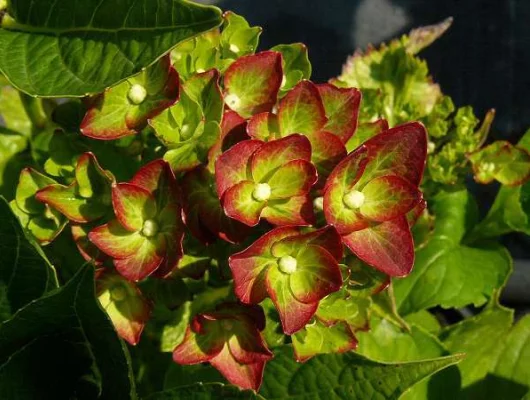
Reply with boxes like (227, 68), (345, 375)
(142, 219), (159, 237)
(229, 44), (240, 53)
(128, 84), (147, 105)
(225, 93), (241, 110)
(313, 196), (324, 211)
(252, 183), (271, 202)
(196, 68), (205, 73)
(278, 256), (298, 274)
(343, 190), (365, 209)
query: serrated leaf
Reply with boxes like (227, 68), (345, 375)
(259, 345), (463, 399)
(0, 265), (135, 399)
(0, 197), (57, 321)
(394, 189), (512, 315)
(0, 0), (222, 96)
(440, 305), (513, 390)
(439, 305), (530, 399)
(357, 315), (460, 400)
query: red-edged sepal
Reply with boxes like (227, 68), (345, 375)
(173, 303), (273, 391)
(217, 135), (317, 226)
(223, 51), (283, 118)
(317, 83), (361, 143)
(181, 167), (251, 244)
(81, 56), (179, 140)
(89, 160), (184, 281)
(342, 216), (415, 277)
(96, 271), (151, 345)
(229, 227), (343, 335)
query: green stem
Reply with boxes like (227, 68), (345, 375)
(19, 93), (47, 130)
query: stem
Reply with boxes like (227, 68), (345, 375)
(19, 92), (47, 130)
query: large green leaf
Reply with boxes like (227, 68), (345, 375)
(467, 128), (530, 241)
(259, 345), (463, 399)
(146, 383), (263, 399)
(0, 0), (222, 96)
(440, 305), (530, 399)
(0, 264), (136, 399)
(0, 197), (57, 320)
(394, 189), (512, 315)
(357, 315), (460, 400)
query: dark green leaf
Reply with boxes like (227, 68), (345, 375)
(260, 345), (463, 400)
(0, 196), (57, 320)
(0, 264), (136, 399)
(0, 0), (222, 96)
(147, 382), (263, 400)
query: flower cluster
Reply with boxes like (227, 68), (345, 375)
(10, 12), (428, 391)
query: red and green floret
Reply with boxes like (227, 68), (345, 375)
(81, 55), (179, 140)
(229, 226), (343, 334)
(215, 134), (318, 226)
(246, 80), (360, 184)
(36, 152), (114, 223)
(323, 122), (427, 277)
(172, 303), (272, 391)
(89, 160), (184, 281)
(181, 166), (251, 244)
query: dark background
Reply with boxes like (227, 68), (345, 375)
(199, 0), (529, 142)
(197, 0), (530, 307)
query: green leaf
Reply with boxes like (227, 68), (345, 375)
(467, 183), (530, 241)
(160, 301), (192, 352)
(220, 12), (261, 62)
(357, 315), (460, 400)
(259, 345), (463, 399)
(0, 0), (222, 96)
(394, 189), (512, 315)
(467, 128), (530, 241)
(0, 264), (136, 399)
(171, 31), (220, 79)
(0, 197), (57, 320)
(271, 43), (311, 93)
(147, 382), (263, 399)
(440, 305), (530, 399)
(0, 85), (32, 136)
(404, 310), (442, 334)
(468, 141), (530, 186)
(292, 320), (357, 362)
